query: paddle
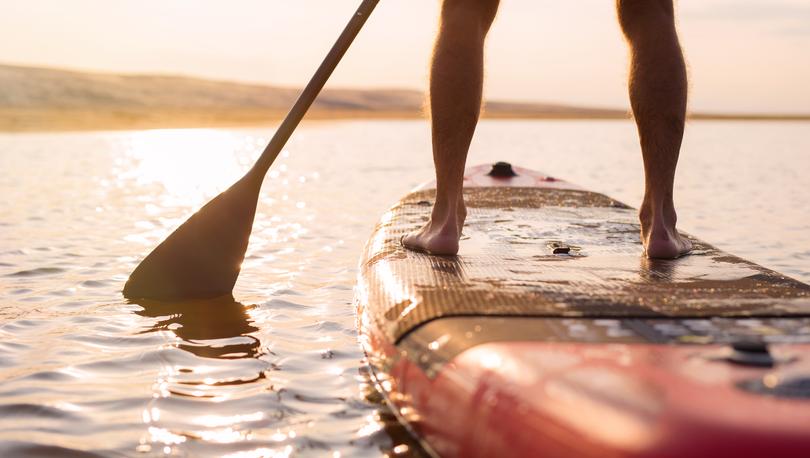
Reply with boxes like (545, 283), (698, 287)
(123, 0), (381, 300)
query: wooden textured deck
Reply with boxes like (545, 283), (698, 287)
(357, 187), (810, 343)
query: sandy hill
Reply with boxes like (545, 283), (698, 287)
(0, 64), (426, 112)
(0, 63), (628, 131)
(3, 63), (804, 132)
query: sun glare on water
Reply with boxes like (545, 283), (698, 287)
(121, 129), (261, 209)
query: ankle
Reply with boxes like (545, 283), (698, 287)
(640, 197), (677, 229)
(431, 193), (464, 217)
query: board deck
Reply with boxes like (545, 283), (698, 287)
(357, 163), (810, 458)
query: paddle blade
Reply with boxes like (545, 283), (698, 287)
(123, 172), (262, 300)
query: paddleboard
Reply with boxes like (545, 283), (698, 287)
(356, 162), (810, 458)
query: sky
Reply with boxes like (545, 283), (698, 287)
(1, 0), (809, 114)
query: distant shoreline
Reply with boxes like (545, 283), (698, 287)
(2, 62), (808, 133)
(1, 108), (808, 133)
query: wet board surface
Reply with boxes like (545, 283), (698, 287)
(357, 164), (810, 458)
(359, 169), (810, 344)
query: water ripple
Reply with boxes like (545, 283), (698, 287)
(5, 267), (65, 277)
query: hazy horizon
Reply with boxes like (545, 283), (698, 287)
(2, 0), (809, 114)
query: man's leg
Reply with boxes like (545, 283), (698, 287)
(402, 0), (499, 255)
(617, 0), (692, 259)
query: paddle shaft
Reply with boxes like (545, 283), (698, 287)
(254, 0), (381, 175)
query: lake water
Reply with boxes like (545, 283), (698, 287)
(1, 120), (809, 457)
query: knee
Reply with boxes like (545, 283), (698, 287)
(616, 0), (676, 42)
(441, 0), (500, 32)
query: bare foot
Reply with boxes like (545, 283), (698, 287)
(640, 201), (692, 259)
(401, 201), (466, 255)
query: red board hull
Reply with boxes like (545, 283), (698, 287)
(358, 163), (810, 457)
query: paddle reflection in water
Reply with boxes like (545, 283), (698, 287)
(135, 295), (261, 360)
(131, 296), (295, 455)
(129, 295), (427, 457)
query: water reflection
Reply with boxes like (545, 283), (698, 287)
(133, 296), (276, 453)
(134, 295), (261, 360)
(122, 129), (251, 208)
(638, 257), (679, 283)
